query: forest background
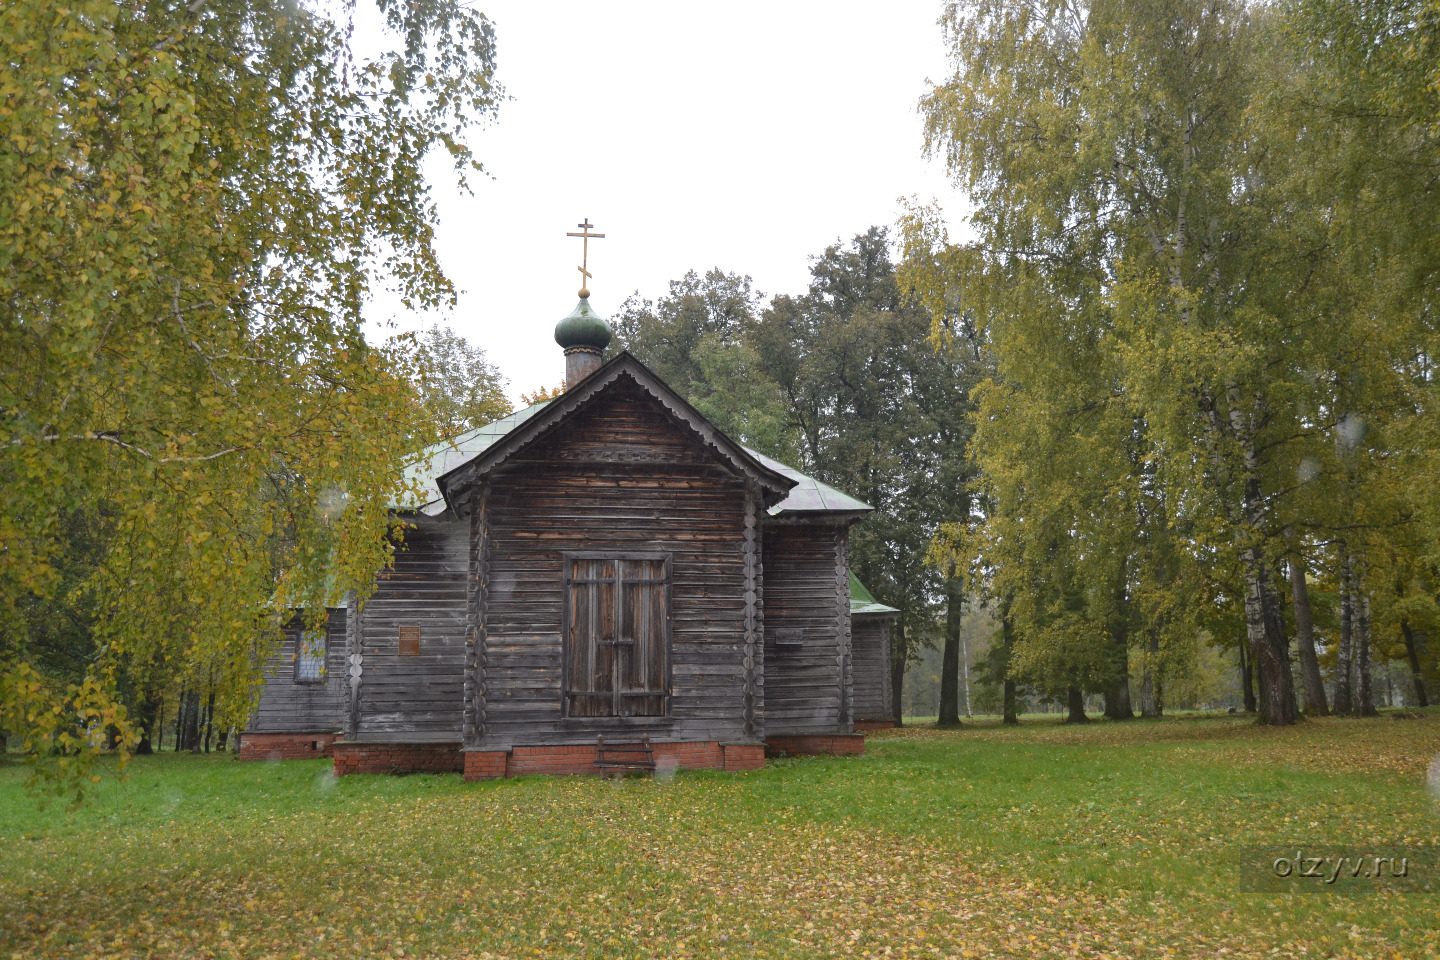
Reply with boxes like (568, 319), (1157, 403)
(2, 0), (1437, 795)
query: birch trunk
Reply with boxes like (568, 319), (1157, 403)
(1289, 556), (1329, 715)
(1241, 546), (1298, 725)
(1400, 621), (1430, 708)
(1335, 551), (1355, 715)
(1141, 628), (1163, 717)
(938, 570), (964, 727)
(1239, 638), (1256, 713)
(1229, 400), (1297, 725)
(890, 620), (908, 727)
(1105, 573), (1135, 720)
(1356, 589), (1378, 717)
(1001, 613), (1019, 725)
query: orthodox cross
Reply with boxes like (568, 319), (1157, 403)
(566, 219), (605, 297)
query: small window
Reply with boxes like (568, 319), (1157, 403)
(563, 555), (670, 718)
(398, 624), (421, 656)
(295, 627), (327, 683)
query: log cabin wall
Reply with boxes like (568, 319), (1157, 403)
(851, 614), (894, 722)
(352, 513), (469, 741)
(761, 521), (853, 736)
(248, 609), (348, 734)
(473, 379), (754, 750)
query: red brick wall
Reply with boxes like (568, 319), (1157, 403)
(722, 743), (765, 771)
(464, 751), (509, 780)
(238, 732), (338, 761)
(853, 719), (896, 731)
(463, 740), (769, 781)
(331, 741), (463, 775)
(765, 734), (866, 757)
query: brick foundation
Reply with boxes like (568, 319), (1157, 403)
(465, 750), (510, 780)
(331, 741), (464, 776)
(463, 740), (769, 781)
(765, 733), (866, 757)
(853, 719), (897, 731)
(238, 732), (339, 761)
(722, 742), (766, 771)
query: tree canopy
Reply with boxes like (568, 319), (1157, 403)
(904, 0), (1439, 724)
(1, 0), (501, 792)
(613, 230), (979, 722)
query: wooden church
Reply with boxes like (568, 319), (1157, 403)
(240, 239), (896, 779)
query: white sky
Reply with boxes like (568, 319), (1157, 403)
(361, 2), (968, 402)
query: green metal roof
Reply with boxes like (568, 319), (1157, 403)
(850, 572), (899, 616)
(394, 387), (873, 520)
(743, 447), (872, 516)
(394, 400), (554, 513)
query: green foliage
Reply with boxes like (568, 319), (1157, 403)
(612, 269), (798, 461)
(905, 0), (1440, 724)
(0, 0), (501, 794)
(752, 230), (977, 661)
(413, 326), (513, 438)
(612, 232), (979, 665)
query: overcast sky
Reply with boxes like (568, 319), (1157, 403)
(361, 2), (967, 401)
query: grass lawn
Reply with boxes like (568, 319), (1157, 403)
(2, 712), (1438, 959)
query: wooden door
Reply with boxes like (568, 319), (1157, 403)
(564, 555), (669, 717)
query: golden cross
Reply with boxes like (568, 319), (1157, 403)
(566, 219), (605, 297)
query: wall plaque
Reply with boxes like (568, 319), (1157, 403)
(398, 624), (421, 656)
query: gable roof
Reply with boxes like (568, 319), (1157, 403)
(397, 351), (873, 522)
(850, 572), (899, 616)
(394, 400), (555, 515)
(434, 352), (798, 511)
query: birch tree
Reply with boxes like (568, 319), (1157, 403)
(1, 0), (501, 792)
(907, 0), (1391, 724)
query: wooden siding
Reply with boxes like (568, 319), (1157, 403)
(475, 379), (754, 750)
(247, 610), (347, 734)
(353, 513), (469, 742)
(851, 614), (894, 721)
(761, 521), (851, 736)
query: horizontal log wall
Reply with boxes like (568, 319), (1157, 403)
(477, 379), (752, 750)
(246, 610), (347, 734)
(851, 614), (894, 721)
(761, 521), (850, 736)
(355, 514), (469, 741)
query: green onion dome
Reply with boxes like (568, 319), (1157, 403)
(554, 295), (612, 352)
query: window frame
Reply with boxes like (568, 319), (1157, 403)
(293, 621), (328, 684)
(560, 551), (673, 720)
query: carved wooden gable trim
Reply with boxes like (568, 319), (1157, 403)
(434, 352), (794, 508)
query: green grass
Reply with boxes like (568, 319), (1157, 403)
(3, 712), (1438, 959)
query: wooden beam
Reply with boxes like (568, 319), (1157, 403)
(835, 528), (853, 732)
(464, 484), (492, 746)
(743, 487), (764, 740)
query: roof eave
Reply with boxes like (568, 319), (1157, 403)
(766, 508), (873, 525)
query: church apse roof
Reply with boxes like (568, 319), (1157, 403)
(850, 571), (899, 616)
(743, 446), (872, 517)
